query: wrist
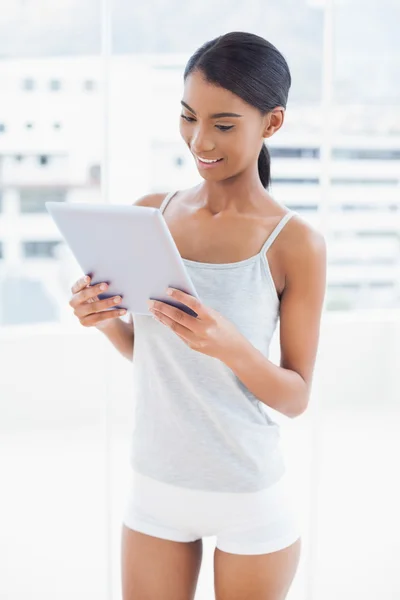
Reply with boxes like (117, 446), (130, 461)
(95, 316), (120, 332)
(219, 334), (250, 370)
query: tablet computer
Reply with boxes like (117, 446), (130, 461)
(45, 201), (200, 317)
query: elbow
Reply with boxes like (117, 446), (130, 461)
(288, 383), (310, 419)
(288, 402), (308, 419)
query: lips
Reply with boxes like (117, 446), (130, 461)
(195, 156), (224, 170)
(195, 155), (224, 166)
(197, 156), (222, 162)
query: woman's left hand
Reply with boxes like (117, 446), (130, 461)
(147, 287), (245, 361)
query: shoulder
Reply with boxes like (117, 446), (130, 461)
(132, 192), (170, 209)
(282, 213), (327, 291)
(279, 211), (326, 260)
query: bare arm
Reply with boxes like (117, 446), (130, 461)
(223, 221), (327, 418)
(96, 313), (135, 362)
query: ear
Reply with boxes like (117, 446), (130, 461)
(263, 107), (285, 139)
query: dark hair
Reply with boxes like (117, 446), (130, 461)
(183, 32), (292, 189)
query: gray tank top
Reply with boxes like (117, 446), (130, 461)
(130, 190), (297, 493)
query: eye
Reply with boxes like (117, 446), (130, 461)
(180, 114), (234, 132)
(180, 114), (195, 123)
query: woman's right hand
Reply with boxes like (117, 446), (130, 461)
(69, 275), (127, 329)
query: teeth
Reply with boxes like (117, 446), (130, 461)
(197, 156), (221, 163)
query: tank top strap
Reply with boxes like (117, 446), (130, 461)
(159, 190), (179, 214)
(259, 210), (297, 255)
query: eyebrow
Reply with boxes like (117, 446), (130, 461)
(181, 101), (243, 119)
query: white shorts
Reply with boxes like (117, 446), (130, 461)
(122, 469), (302, 555)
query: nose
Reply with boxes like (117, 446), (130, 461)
(190, 127), (215, 155)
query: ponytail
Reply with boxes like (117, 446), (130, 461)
(258, 143), (271, 189)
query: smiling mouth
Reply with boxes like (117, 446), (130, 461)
(195, 155), (224, 167)
(197, 156), (222, 163)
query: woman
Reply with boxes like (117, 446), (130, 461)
(70, 31), (326, 600)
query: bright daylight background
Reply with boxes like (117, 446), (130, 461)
(0, 0), (399, 599)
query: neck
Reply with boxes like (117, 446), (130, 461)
(197, 166), (269, 215)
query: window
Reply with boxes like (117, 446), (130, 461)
(88, 164), (101, 185)
(369, 282), (395, 288)
(49, 79), (61, 91)
(332, 178), (399, 185)
(355, 231), (398, 238)
(22, 241), (62, 259)
(270, 147), (320, 159)
(337, 203), (398, 211)
(39, 155), (50, 166)
(0, 123), (6, 133)
(333, 148), (400, 160)
(271, 177), (320, 185)
(20, 188), (66, 214)
(290, 204), (319, 211)
(83, 79), (96, 91)
(22, 78), (35, 91)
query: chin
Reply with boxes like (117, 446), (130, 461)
(198, 171), (227, 182)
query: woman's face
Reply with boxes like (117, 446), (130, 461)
(179, 70), (283, 181)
